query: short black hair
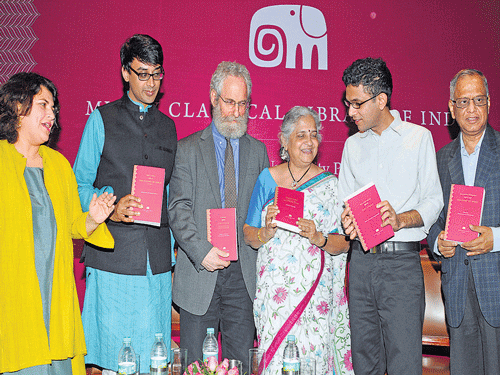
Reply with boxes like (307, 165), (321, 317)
(120, 34), (163, 71)
(342, 57), (393, 107)
(0, 72), (59, 144)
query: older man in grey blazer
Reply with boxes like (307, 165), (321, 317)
(427, 69), (500, 374)
(168, 61), (269, 369)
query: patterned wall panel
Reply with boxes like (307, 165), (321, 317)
(0, 0), (38, 84)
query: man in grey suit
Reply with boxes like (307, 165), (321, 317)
(427, 69), (500, 374)
(168, 61), (269, 369)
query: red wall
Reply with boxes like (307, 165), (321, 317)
(3, 0), (499, 306)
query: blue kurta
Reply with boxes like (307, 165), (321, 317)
(74, 95), (174, 371)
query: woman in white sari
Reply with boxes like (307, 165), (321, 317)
(243, 106), (353, 375)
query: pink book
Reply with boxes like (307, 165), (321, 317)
(207, 208), (238, 261)
(344, 182), (394, 251)
(444, 184), (485, 243)
(131, 165), (166, 227)
(273, 187), (304, 233)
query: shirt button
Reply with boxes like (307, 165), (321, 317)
(464, 259), (469, 265)
(140, 115), (144, 120)
(144, 154), (149, 160)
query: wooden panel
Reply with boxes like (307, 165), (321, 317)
(421, 249), (450, 347)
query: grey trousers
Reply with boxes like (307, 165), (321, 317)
(448, 268), (500, 375)
(349, 243), (425, 375)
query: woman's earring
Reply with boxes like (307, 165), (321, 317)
(280, 146), (289, 161)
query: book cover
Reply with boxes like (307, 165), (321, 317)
(444, 184), (485, 243)
(131, 165), (166, 227)
(273, 187), (305, 233)
(344, 182), (394, 251)
(207, 208), (238, 261)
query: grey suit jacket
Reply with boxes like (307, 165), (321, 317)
(427, 125), (500, 327)
(168, 125), (269, 315)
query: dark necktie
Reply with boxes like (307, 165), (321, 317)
(224, 138), (237, 208)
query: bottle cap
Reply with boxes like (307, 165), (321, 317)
(155, 333), (163, 339)
(287, 335), (295, 341)
(207, 328), (215, 334)
(123, 337), (131, 344)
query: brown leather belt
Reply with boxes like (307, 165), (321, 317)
(353, 240), (420, 254)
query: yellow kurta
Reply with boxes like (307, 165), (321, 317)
(0, 140), (114, 374)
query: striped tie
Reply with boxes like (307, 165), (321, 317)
(224, 138), (237, 208)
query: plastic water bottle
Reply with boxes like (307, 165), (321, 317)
(150, 333), (168, 374)
(202, 327), (218, 362)
(118, 338), (137, 375)
(282, 335), (300, 375)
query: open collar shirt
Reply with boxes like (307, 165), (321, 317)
(338, 109), (443, 242)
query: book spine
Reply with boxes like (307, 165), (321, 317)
(206, 209), (212, 243)
(479, 188), (485, 226)
(346, 201), (369, 251)
(444, 184), (456, 241)
(131, 165), (138, 196)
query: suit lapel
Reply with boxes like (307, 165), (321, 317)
(474, 125), (497, 189)
(199, 126), (222, 208)
(237, 135), (250, 210)
(448, 137), (465, 185)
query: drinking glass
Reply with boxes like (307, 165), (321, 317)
(228, 359), (242, 374)
(300, 357), (316, 375)
(249, 348), (266, 375)
(170, 348), (188, 375)
(135, 354), (140, 375)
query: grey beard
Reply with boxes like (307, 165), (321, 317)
(212, 104), (248, 139)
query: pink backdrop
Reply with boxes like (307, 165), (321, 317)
(3, 0), (499, 306)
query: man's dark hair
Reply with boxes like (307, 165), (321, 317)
(120, 34), (163, 72)
(0, 72), (59, 144)
(342, 57), (393, 107)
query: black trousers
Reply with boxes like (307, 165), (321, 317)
(349, 243), (425, 375)
(179, 260), (255, 372)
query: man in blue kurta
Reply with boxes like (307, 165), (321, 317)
(73, 34), (177, 374)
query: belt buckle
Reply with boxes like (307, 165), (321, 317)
(370, 242), (389, 254)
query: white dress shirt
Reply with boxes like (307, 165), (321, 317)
(338, 109), (444, 242)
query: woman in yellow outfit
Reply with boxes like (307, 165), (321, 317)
(0, 72), (116, 375)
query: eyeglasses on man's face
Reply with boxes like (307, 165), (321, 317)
(218, 95), (249, 110)
(452, 95), (488, 109)
(129, 66), (165, 81)
(344, 94), (378, 109)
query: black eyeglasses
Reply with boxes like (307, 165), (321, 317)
(344, 94), (378, 109)
(452, 95), (488, 109)
(218, 95), (249, 110)
(129, 67), (164, 81)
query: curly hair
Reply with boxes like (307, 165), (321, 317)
(210, 61), (252, 101)
(0, 72), (59, 144)
(342, 57), (393, 108)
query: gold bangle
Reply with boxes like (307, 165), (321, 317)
(257, 228), (266, 244)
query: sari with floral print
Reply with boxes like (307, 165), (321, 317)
(246, 169), (353, 375)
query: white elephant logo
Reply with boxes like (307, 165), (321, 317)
(249, 5), (328, 70)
